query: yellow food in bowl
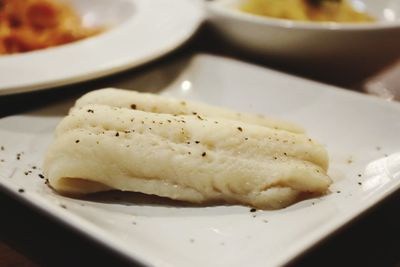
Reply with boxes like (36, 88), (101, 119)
(240, 0), (374, 23)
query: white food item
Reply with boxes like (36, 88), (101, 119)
(44, 103), (331, 209)
(73, 88), (304, 133)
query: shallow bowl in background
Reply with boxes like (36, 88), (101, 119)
(207, 0), (400, 65)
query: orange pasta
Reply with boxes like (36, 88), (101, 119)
(0, 0), (103, 55)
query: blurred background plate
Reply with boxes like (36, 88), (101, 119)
(207, 0), (400, 68)
(0, 0), (204, 95)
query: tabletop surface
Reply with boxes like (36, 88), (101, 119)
(0, 25), (399, 267)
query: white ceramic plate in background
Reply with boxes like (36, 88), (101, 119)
(0, 54), (400, 267)
(0, 0), (204, 95)
(207, 0), (400, 63)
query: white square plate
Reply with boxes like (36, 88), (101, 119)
(0, 54), (399, 267)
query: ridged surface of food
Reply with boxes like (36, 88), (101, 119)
(73, 88), (304, 133)
(44, 103), (331, 209)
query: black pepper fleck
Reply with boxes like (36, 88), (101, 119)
(115, 132), (119, 137)
(237, 127), (243, 132)
(18, 188), (24, 193)
(202, 152), (206, 157)
(0, 146), (4, 151)
(131, 104), (137, 109)
(337, 190), (341, 193)
(192, 112), (197, 115)
(245, 138), (248, 141)
(195, 141), (200, 144)
(87, 109), (94, 113)
(250, 208), (256, 212)
(75, 140), (80, 143)
(358, 174), (362, 177)
(358, 182), (362, 185)
(38, 174), (44, 179)
(60, 204), (67, 209)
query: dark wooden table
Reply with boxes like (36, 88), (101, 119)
(1, 25), (399, 267)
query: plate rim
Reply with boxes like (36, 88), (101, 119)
(1, 167), (399, 267)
